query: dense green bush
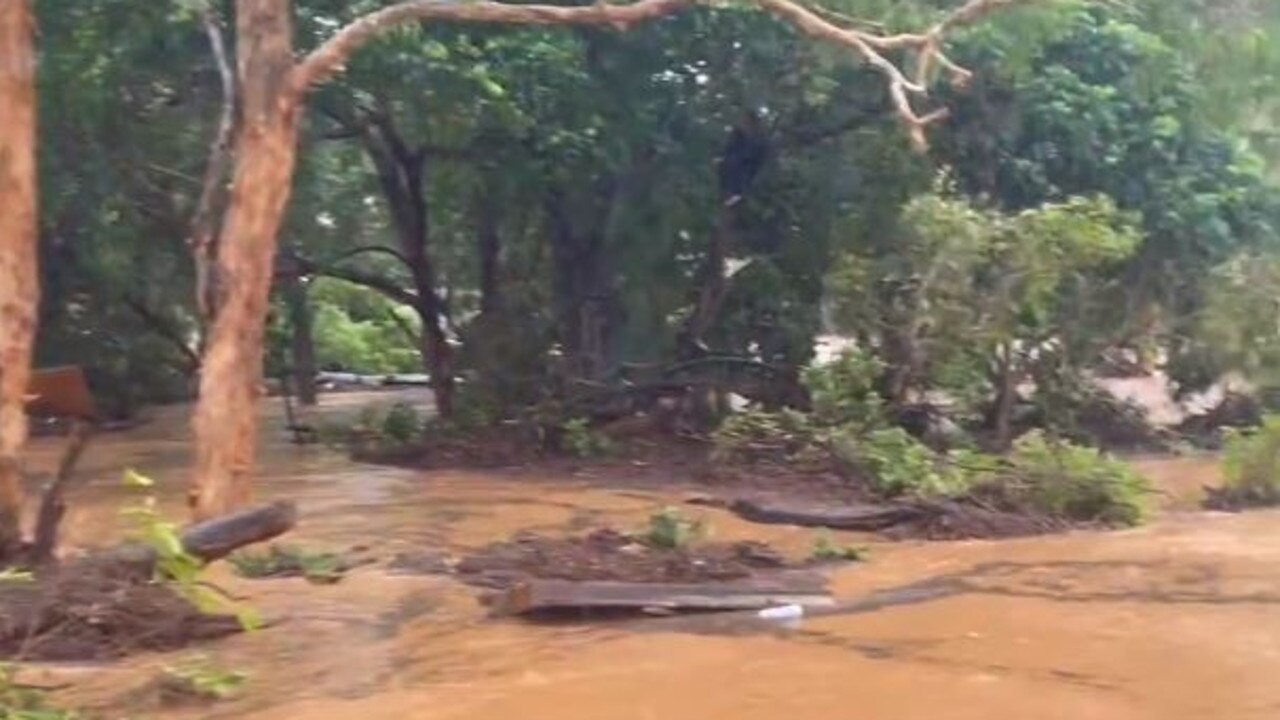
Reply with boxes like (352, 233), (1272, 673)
(984, 432), (1151, 526)
(834, 427), (970, 498)
(802, 349), (885, 429)
(1216, 415), (1280, 506)
(711, 408), (818, 464)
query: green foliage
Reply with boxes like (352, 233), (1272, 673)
(641, 507), (705, 550)
(802, 349), (885, 429)
(121, 471), (261, 630)
(711, 408), (817, 464)
(1178, 254), (1280, 390)
(827, 190), (1140, 430)
(809, 531), (865, 562)
(306, 280), (421, 375)
(994, 432), (1151, 526)
(1219, 415), (1280, 505)
(0, 665), (78, 720)
(159, 655), (248, 702)
(560, 418), (613, 458)
(942, 5), (1280, 400)
(229, 545), (347, 585)
(380, 402), (424, 445)
(838, 427), (970, 499)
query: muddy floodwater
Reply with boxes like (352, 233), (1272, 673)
(18, 392), (1280, 720)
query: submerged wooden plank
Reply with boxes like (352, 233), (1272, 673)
(501, 576), (834, 616)
(728, 497), (928, 531)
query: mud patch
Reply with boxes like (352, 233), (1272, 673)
(453, 529), (797, 589)
(0, 561), (242, 661)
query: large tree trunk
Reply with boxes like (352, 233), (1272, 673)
(190, 0), (301, 520)
(546, 185), (621, 383)
(550, 230), (615, 382)
(0, 0), (38, 558)
(356, 116), (457, 419)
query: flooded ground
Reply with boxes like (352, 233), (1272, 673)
(17, 391), (1280, 720)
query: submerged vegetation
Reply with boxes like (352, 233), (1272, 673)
(1208, 416), (1280, 509)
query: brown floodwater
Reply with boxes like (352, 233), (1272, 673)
(15, 391), (1280, 720)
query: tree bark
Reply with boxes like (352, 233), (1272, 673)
(0, 0), (38, 559)
(476, 182), (503, 316)
(190, 0), (301, 520)
(991, 343), (1017, 451)
(359, 115), (456, 419)
(278, 246), (318, 406)
(546, 188), (617, 382)
(679, 118), (769, 359)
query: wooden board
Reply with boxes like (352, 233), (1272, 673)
(728, 497), (928, 531)
(26, 366), (97, 420)
(500, 576), (834, 616)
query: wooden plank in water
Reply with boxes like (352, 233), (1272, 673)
(501, 577), (835, 616)
(728, 497), (928, 531)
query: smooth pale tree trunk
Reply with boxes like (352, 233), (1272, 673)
(190, 0), (301, 519)
(0, 0), (38, 558)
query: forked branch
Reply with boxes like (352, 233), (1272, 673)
(290, 0), (1033, 151)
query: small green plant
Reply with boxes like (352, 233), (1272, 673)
(229, 545), (346, 585)
(641, 507), (705, 549)
(809, 530), (865, 562)
(560, 417), (612, 458)
(0, 664), (78, 720)
(1216, 414), (1280, 506)
(121, 470), (261, 629)
(380, 402), (423, 444)
(159, 655), (247, 703)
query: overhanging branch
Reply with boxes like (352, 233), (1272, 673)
(290, 0), (1034, 151)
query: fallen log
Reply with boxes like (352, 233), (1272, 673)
(499, 575), (834, 616)
(99, 500), (298, 571)
(728, 497), (930, 531)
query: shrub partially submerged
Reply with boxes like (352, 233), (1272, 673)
(320, 401), (424, 460)
(1205, 415), (1280, 510)
(714, 392), (1150, 526)
(979, 432), (1151, 526)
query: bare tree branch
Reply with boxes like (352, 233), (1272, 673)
(291, 0), (1031, 151)
(293, 254), (420, 307)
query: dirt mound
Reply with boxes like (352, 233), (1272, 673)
(0, 560), (242, 661)
(454, 529), (792, 589)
